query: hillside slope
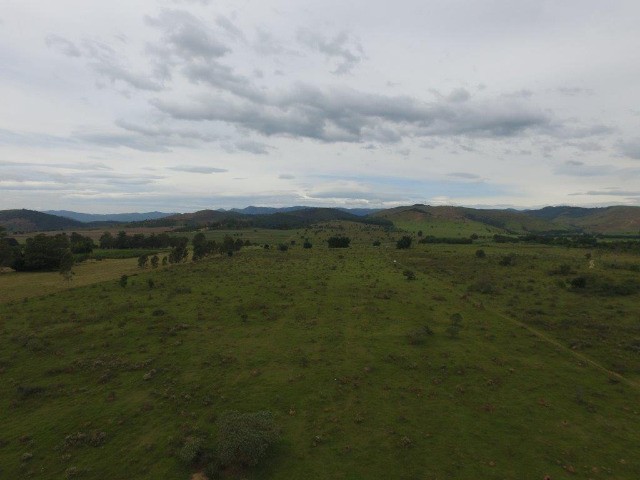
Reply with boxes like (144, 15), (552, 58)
(0, 209), (85, 233)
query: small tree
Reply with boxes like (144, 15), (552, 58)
(59, 250), (75, 284)
(396, 236), (412, 249)
(137, 254), (149, 269)
(150, 255), (159, 269)
(303, 240), (312, 249)
(119, 274), (128, 288)
(217, 411), (280, 467)
(475, 249), (486, 258)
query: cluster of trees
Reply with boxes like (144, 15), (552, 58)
(419, 236), (473, 245)
(2, 232), (79, 272)
(99, 231), (176, 249)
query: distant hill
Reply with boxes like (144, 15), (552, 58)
(226, 206), (380, 217)
(524, 206), (640, 234)
(139, 207), (391, 230)
(0, 209), (85, 233)
(44, 210), (175, 223)
(373, 204), (572, 235)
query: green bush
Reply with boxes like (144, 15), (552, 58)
(178, 436), (203, 465)
(217, 411), (279, 467)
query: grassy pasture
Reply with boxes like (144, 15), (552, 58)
(0, 225), (639, 479)
(0, 258), (148, 303)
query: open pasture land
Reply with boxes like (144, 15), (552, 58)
(0, 228), (639, 479)
(0, 258), (149, 304)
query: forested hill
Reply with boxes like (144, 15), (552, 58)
(0, 209), (85, 233)
(137, 207), (392, 229)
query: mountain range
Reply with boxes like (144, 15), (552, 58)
(0, 205), (638, 235)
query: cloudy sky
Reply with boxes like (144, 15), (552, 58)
(1, 0), (639, 212)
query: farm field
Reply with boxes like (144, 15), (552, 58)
(1, 225), (639, 479)
(0, 258), (150, 304)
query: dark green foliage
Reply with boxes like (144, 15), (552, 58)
(168, 238), (189, 264)
(59, 250), (75, 283)
(277, 244), (289, 252)
(100, 231), (174, 250)
(217, 411), (280, 467)
(372, 240), (381, 247)
(327, 236), (351, 248)
(178, 437), (203, 465)
(419, 236), (472, 245)
(118, 274), (128, 288)
(303, 240), (312, 249)
(446, 313), (463, 338)
(13, 233), (70, 271)
(150, 255), (159, 269)
(570, 276), (587, 289)
(475, 249), (486, 258)
(137, 254), (149, 269)
(69, 232), (95, 254)
(396, 236), (412, 249)
(498, 254), (515, 266)
(402, 269), (416, 281)
(406, 325), (433, 345)
(161, 256), (168, 266)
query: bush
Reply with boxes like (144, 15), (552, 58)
(406, 325), (433, 345)
(475, 249), (486, 258)
(446, 313), (463, 338)
(402, 270), (416, 281)
(498, 254), (515, 266)
(217, 411), (280, 467)
(327, 236), (351, 248)
(178, 436), (203, 465)
(372, 240), (381, 247)
(277, 244), (289, 252)
(570, 276), (587, 289)
(303, 240), (312, 249)
(396, 236), (412, 249)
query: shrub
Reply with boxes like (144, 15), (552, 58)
(217, 411), (280, 467)
(498, 254), (515, 266)
(475, 249), (486, 258)
(178, 436), (203, 465)
(402, 270), (416, 281)
(372, 240), (381, 247)
(277, 244), (289, 252)
(303, 240), (312, 249)
(446, 313), (463, 338)
(396, 236), (412, 249)
(327, 236), (351, 248)
(406, 325), (434, 345)
(570, 276), (587, 289)
(118, 275), (128, 288)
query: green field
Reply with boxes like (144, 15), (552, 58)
(1, 225), (639, 479)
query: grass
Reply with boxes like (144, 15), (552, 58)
(0, 224), (639, 479)
(0, 258), (149, 303)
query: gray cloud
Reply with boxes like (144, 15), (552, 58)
(447, 88), (471, 103)
(169, 165), (228, 173)
(297, 29), (364, 75)
(45, 34), (81, 57)
(557, 87), (593, 96)
(448, 172), (481, 179)
(145, 10), (230, 61)
(152, 85), (556, 143)
(619, 138), (640, 159)
(221, 139), (272, 155)
(570, 188), (640, 197)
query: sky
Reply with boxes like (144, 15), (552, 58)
(1, 0), (640, 213)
